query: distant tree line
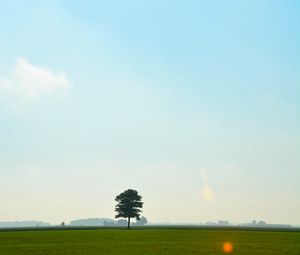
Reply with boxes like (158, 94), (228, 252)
(103, 216), (147, 227)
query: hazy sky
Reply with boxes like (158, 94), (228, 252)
(0, 0), (299, 225)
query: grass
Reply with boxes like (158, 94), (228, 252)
(0, 228), (299, 254)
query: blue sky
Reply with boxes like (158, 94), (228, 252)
(0, 0), (299, 225)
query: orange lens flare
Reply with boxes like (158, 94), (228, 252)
(222, 242), (233, 253)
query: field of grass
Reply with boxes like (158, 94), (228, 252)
(0, 228), (299, 255)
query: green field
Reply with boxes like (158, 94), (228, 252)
(0, 228), (299, 255)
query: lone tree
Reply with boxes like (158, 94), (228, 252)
(115, 189), (143, 229)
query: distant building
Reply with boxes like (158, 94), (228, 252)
(218, 220), (229, 225)
(206, 221), (217, 225)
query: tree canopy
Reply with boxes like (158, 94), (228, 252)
(115, 189), (143, 229)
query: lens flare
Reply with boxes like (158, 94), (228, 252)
(222, 242), (233, 253)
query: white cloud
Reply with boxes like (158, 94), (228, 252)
(0, 58), (70, 105)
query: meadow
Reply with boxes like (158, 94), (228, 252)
(0, 227), (299, 255)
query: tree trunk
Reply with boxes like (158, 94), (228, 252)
(128, 217), (130, 229)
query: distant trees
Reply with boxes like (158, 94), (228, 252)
(134, 216), (147, 226)
(115, 189), (143, 229)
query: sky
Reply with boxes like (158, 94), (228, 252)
(0, 0), (299, 225)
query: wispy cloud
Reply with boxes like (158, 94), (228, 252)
(0, 58), (70, 109)
(200, 169), (214, 202)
